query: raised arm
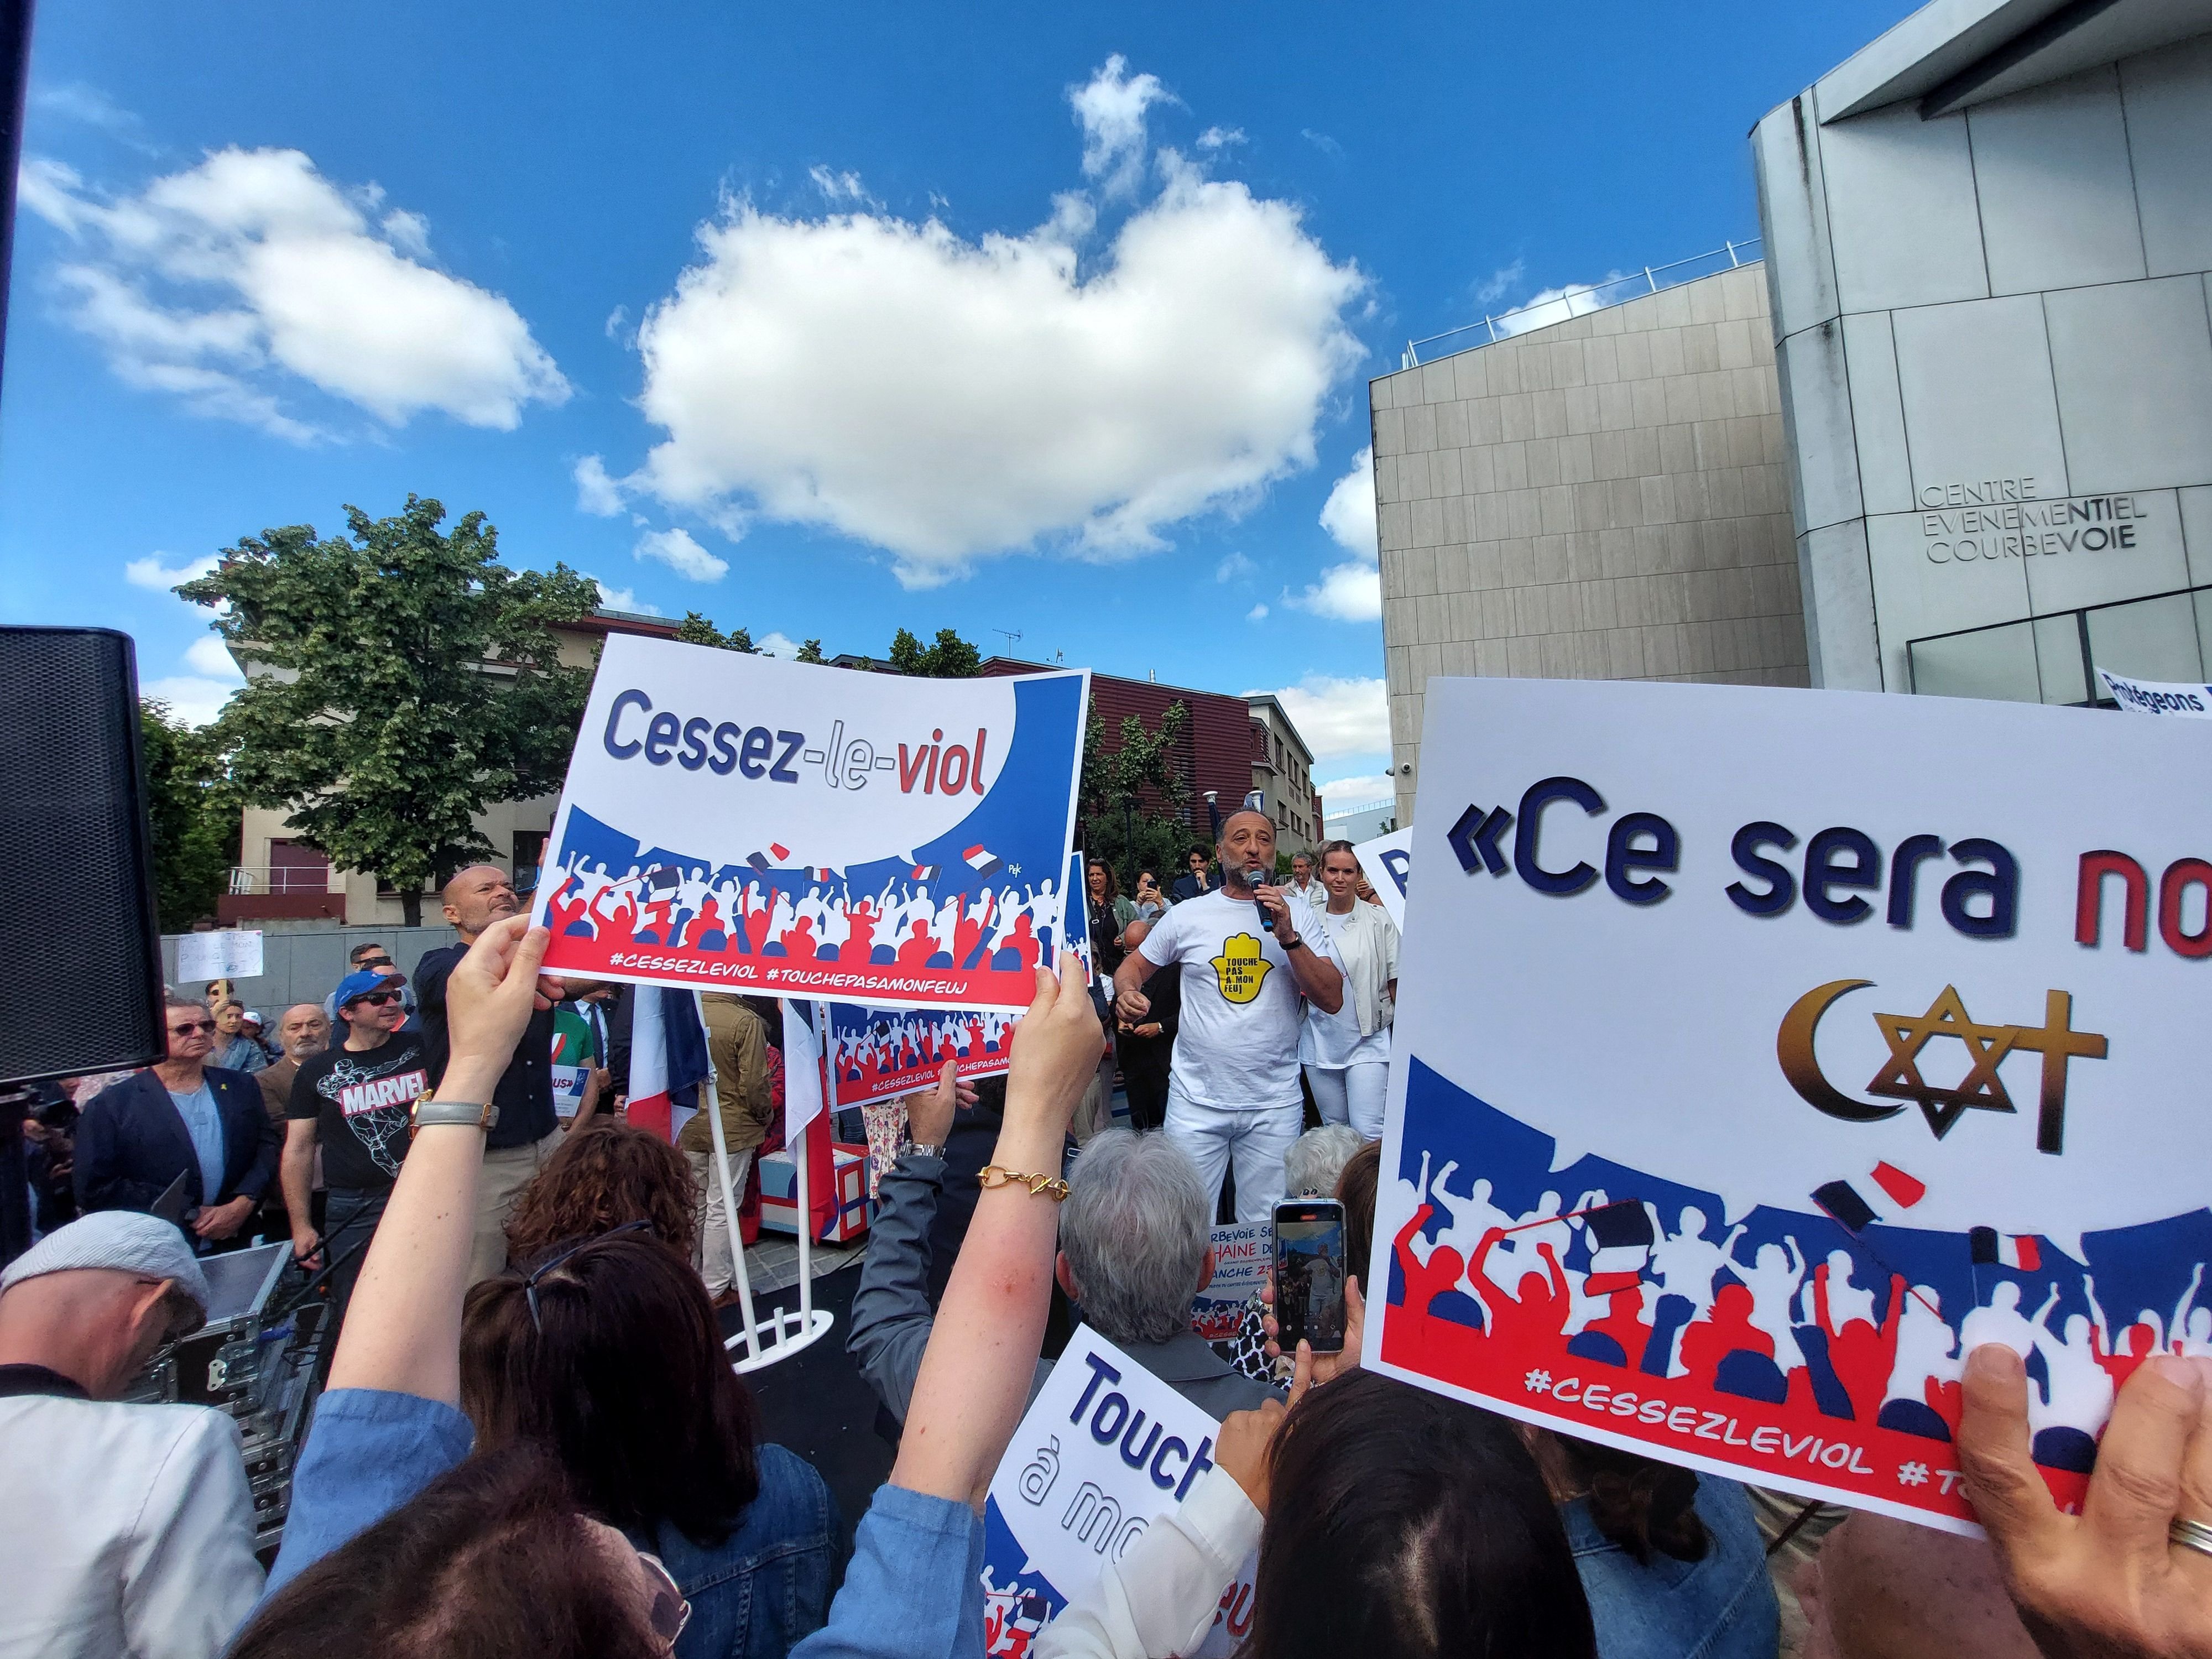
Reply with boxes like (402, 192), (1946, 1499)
(888, 955), (1096, 1507)
(1111, 946), (1160, 1024)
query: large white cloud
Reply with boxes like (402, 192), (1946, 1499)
(1250, 674), (1389, 760)
(125, 551), (217, 590)
(634, 526), (728, 582)
(624, 64), (1365, 587)
(1288, 560), (1381, 622)
(1070, 55), (1173, 197)
(1287, 446), (1380, 620)
(1318, 773), (1397, 806)
(22, 148), (568, 439)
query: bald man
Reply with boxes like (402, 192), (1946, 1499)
(414, 864), (567, 1283)
(1113, 810), (1343, 1220)
(255, 1003), (331, 1242)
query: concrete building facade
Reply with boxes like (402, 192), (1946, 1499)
(1373, 259), (1809, 826)
(1753, 5), (2212, 705)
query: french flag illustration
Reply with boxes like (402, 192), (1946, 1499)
(910, 863), (942, 882)
(780, 1000), (837, 1238)
(745, 843), (794, 871)
(963, 844), (1004, 877)
(1581, 1201), (1656, 1295)
(1811, 1161), (1928, 1234)
(1970, 1227), (2043, 1272)
(628, 986), (711, 1142)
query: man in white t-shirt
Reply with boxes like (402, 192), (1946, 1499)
(1112, 810), (1345, 1221)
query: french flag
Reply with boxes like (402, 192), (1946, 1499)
(963, 844), (1004, 877)
(628, 986), (711, 1141)
(780, 1000), (837, 1238)
(911, 863), (942, 882)
(1970, 1227), (2043, 1272)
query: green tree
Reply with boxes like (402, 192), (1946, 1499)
(674, 611), (757, 653)
(139, 699), (241, 927)
(886, 627), (981, 677)
(1078, 699), (1193, 887)
(178, 495), (599, 925)
(795, 639), (826, 664)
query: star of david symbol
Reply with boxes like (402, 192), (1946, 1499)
(1865, 984), (2020, 1139)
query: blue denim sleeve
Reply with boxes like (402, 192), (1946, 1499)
(790, 1484), (984, 1659)
(260, 1389), (476, 1599)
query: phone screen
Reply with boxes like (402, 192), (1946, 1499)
(1272, 1199), (1348, 1354)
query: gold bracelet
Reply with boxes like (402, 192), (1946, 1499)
(978, 1164), (1071, 1202)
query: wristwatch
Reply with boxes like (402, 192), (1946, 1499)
(907, 1140), (945, 1160)
(411, 1099), (499, 1136)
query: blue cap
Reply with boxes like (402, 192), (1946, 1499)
(334, 968), (405, 1010)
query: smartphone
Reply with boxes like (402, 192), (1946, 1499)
(1272, 1198), (1348, 1354)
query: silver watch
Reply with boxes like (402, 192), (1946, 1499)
(411, 1099), (499, 1136)
(906, 1140), (945, 1160)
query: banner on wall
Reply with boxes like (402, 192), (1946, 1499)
(530, 636), (1088, 1011)
(825, 1001), (1016, 1105)
(1370, 676), (2212, 1534)
(980, 1327), (1255, 1656)
(2096, 667), (2212, 718)
(1350, 827), (1412, 930)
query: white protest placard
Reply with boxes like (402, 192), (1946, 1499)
(981, 1327), (1255, 1656)
(2097, 667), (2212, 718)
(1371, 677), (2212, 1534)
(176, 929), (263, 982)
(531, 635), (1088, 1011)
(825, 1002), (1014, 1105)
(1191, 1220), (1270, 1342)
(1350, 826), (1411, 930)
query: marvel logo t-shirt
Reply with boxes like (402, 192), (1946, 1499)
(288, 1033), (431, 1191)
(1135, 886), (1339, 1110)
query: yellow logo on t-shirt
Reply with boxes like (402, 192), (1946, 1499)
(1210, 933), (1273, 1004)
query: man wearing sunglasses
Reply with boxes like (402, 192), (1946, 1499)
(282, 968), (432, 1329)
(320, 942), (419, 1037)
(72, 998), (280, 1250)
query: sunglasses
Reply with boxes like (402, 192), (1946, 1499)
(635, 1551), (691, 1649)
(352, 990), (403, 1008)
(168, 1020), (216, 1035)
(358, 957), (394, 969)
(521, 1218), (653, 1329)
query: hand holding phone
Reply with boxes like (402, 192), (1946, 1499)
(1272, 1198), (1348, 1354)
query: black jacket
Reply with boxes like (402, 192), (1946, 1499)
(75, 1067), (280, 1214)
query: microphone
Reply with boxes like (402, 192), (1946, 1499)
(1246, 861), (1275, 932)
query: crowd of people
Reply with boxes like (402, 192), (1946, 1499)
(6, 819), (2212, 1659)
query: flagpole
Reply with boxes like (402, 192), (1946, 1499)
(696, 989), (762, 1366)
(794, 1000), (826, 1335)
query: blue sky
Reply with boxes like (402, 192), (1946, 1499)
(0, 0), (1911, 810)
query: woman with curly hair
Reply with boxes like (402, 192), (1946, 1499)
(503, 1118), (700, 1267)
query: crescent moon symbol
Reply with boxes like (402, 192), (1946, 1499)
(1776, 978), (1903, 1124)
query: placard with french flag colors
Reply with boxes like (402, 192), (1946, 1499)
(530, 635), (1088, 1011)
(1371, 676), (2212, 1534)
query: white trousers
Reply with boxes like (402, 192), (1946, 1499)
(1305, 1062), (1389, 1142)
(1162, 1080), (1302, 1223)
(685, 1146), (755, 1296)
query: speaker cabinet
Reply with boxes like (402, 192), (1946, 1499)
(0, 627), (165, 1082)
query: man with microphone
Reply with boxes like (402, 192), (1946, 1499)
(1112, 810), (1344, 1220)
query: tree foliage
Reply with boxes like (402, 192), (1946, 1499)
(887, 627), (981, 678)
(1079, 699), (1193, 886)
(139, 699), (240, 927)
(674, 611), (757, 653)
(178, 495), (598, 925)
(796, 639), (826, 664)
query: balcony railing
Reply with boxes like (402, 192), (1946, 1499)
(228, 863), (343, 896)
(1401, 237), (1764, 369)
(1905, 583), (2212, 706)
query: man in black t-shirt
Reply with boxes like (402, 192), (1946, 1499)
(415, 864), (579, 1285)
(283, 966), (430, 1329)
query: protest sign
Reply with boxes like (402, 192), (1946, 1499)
(1065, 851), (1093, 985)
(1191, 1219), (1270, 1342)
(531, 635), (1088, 1010)
(982, 1326), (1255, 1657)
(2097, 667), (2212, 718)
(825, 1002), (1015, 1105)
(176, 928), (263, 980)
(1371, 676), (2212, 1533)
(1350, 826), (1411, 930)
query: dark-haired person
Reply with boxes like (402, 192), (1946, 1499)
(502, 1118), (699, 1267)
(74, 998), (279, 1251)
(1168, 845), (1214, 905)
(237, 917), (1104, 1659)
(1084, 859), (1135, 981)
(1112, 919), (1178, 1131)
(1131, 869), (1168, 922)
(463, 1233), (836, 1657)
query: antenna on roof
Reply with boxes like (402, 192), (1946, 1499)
(994, 629), (1022, 646)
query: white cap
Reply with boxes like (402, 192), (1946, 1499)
(1, 1211), (212, 1322)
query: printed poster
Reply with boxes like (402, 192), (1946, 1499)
(1350, 826), (1411, 930)
(1191, 1220), (1270, 1342)
(982, 1327), (1255, 1657)
(826, 1002), (1016, 1105)
(1372, 676), (2212, 1533)
(2096, 667), (2212, 718)
(531, 635), (1088, 1011)
(176, 928), (264, 981)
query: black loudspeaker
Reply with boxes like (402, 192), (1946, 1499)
(0, 627), (166, 1083)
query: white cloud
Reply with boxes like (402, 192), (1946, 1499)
(125, 551), (217, 590)
(1471, 258), (1524, 306)
(634, 526), (728, 582)
(756, 631), (801, 659)
(141, 675), (239, 726)
(184, 635), (241, 679)
(629, 118), (1364, 586)
(1246, 602), (1269, 622)
(22, 147), (568, 439)
(807, 164), (877, 207)
(1070, 55), (1173, 198)
(1319, 446), (1376, 559)
(587, 575), (662, 615)
(573, 454), (626, 517)
(1215, 551), (1256, 583)
(1196, 126), (1246, 152)
(1318, 773), (1396, 805)
(1493, 272), (1630, 340)
(1249, 674), (1387, 759)
(1301, 129), (1343, 158)
(604, 304), (629, 340)
(1287, 561), (1381, 621)
(30, 83), (155, 151)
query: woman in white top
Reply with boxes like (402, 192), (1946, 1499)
(1297, 841), (1399, 1141)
